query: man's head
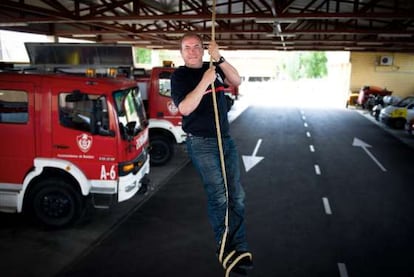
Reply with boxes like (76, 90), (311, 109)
(179, 33), (204, 68)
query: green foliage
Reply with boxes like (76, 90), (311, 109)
(277, 51), (328, 80)
(135, 48), (151, 64)
(299, 52), (328, 78)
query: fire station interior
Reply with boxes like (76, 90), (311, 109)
(1, 1), (414, 277)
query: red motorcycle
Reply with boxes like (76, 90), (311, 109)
(357, 85), (392, 110)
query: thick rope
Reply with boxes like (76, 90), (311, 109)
(225, 252), (253, 276)
(209, 0), (230, 269)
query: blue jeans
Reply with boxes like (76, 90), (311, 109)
(186, 135), (248, 252)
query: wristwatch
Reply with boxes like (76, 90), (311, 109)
(217, 56), (226, 65)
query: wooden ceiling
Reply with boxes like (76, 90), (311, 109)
(0, 0), (413, 52)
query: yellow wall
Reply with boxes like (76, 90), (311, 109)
(350, 52), (414, 97)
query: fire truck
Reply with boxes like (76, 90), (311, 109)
(0, 43), (150, 227)
(134, 65), (186, 166)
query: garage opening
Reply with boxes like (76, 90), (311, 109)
(1, 30), (351, 109)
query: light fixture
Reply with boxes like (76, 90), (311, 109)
(72, 34), (97, 38)
(271, 41), (294, 45)
(118, 40), (151, 44)
(274, 46), (294, 50)
(146, 45), (164, 49)
(265, 33), (296, 38)
(344, 47), (366, 51)
(255, 19), (298, 24)
(0, 22), (28, 27)
(377, 33), (412, 38)
(164, 33), (185, 37)
(356, 42), (384, 46)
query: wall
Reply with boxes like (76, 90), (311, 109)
(350, 52), (414, 97)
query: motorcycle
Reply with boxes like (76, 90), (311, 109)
(371, 98), (384, 121)
(371, 95), (401, 121)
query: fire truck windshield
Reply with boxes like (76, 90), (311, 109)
(113, 87), (147, 135)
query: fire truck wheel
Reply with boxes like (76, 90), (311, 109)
(150, 135), (174, 166)
(27, 178), (84, 228)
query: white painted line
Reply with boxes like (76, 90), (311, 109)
(322, 197), (332, 215)
(301, 110), (305, 115)
(302, 115), (306, 120)
(242, 139), (264, 172)
(306, 131), (311, 137)
(309, 145), (315, 152)
(304, 122), (308, 127)
(338, 263), (349, 277)
(314, 164), (321, 175)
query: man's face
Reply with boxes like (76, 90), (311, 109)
(180, 36), (204, 68)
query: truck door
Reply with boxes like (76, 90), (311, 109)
(151, 69), (182, 126)
(0, 81), (35, 184)
(53, 90), (118, 182)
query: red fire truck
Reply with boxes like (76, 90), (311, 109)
(135, 66), (186, 166)
(0, 43), (150, 227)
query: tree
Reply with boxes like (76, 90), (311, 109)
(299, 52), (328, 78)
(135, 48), (151, 64)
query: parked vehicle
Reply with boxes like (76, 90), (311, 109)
(383, 95), (402, 106)
(405, 118), (414, 136)
(135, 66), (186, 166)
(368, 95), (384, 120)
(0, 43), (150, 228)
(379, 96), (414, 129)
(357, 85), (392, 110)
(371, 95), (401, 121)
(346, 91), (359, 108)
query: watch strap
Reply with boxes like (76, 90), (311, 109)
(217, 56), (226, 65)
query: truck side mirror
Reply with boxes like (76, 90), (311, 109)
(119, 121), (141, 141)
(126, 121), (142, 136)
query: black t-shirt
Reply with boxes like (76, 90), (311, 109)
(171, 62), (229, 137)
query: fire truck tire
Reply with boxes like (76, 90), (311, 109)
(150, 135), (174, 166)
(26, 178), (84, 228)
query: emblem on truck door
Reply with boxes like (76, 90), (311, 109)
(167, 100), (178, 115)
(77, 133), (93, 153)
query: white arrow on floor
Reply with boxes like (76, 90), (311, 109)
(352, 137), (387, 172)
(242, 139), (264, 172)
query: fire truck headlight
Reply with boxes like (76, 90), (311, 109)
(119, 151), (147, 176)
(122, 163), (134, 174)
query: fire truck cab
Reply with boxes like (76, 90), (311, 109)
(135, 66), (186, 166)
(0, 43), (150, 227)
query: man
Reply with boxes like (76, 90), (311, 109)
(171, 33), (253, 273)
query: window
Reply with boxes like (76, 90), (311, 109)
(113, 87), (146, 130)
(158, 71), (172, 97)
(59, 92), (109, 133)
(0, 90), (28, 123)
